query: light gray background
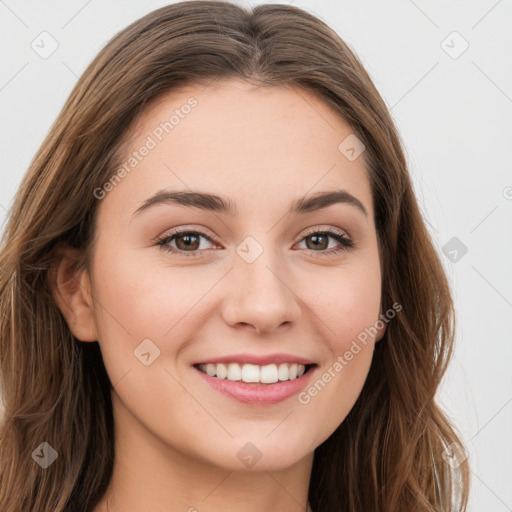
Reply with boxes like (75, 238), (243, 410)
(1, 1), (511, 510)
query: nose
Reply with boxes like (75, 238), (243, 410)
(221, 249), (302, 335)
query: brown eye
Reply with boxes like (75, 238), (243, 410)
(156, 230), (215, 257)
(304, 233), (329, 250)
(297, 229), (354, 255)
(174, 232), (201, 251)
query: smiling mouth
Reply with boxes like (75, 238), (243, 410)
(194, 362), (316, 384)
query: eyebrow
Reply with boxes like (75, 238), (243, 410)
(132, 188), (368, 218)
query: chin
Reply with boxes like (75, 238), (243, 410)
(196, 433), (316, 472)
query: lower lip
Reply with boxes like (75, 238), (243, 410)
(194, 366), (316, 405)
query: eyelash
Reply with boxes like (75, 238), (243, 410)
(156, 227), (354, 258)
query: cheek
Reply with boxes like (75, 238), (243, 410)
(300, 261), (382, 346)
(88, 245), (199, 386)
(91, 247), (208, 337)
(295, 262), (381, 427)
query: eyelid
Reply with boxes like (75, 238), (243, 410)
(155, 225), (218, 243)
(300, 224), (351, 240)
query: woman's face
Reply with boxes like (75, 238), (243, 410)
(80, 79), (384, 471)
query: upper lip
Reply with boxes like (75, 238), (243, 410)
(193, 353), (316, 366)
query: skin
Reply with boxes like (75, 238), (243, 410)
(52, 78), (385, 512)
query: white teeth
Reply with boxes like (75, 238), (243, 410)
(216, 363), (228, 379)
(278, 363), (289, 381)
(197, 362), (310, 383)
(260, 364), (279, 383)
(241, 364), (260, 383)
(227, 363), (242, 381)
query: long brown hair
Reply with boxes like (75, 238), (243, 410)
(0, 1), (470, 510)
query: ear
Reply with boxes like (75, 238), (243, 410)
(375, 307), (387, 342)
(49, 246), (98, 342)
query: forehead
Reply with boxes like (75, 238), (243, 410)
(98, 78), (374, 221)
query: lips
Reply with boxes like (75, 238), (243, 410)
(192, 353), (317, 405)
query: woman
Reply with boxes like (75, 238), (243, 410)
(0, 1), (470, 511)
